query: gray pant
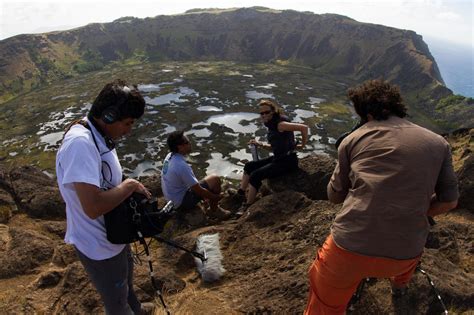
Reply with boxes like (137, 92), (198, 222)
(75, 245), (142, 315)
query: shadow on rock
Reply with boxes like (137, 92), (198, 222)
(263, 154), (335, 200)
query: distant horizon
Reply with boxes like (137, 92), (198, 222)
(1, 1), (472, 48)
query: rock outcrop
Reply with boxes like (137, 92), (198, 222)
(0, 227), (55, 278)
(448, 128), (474, 212)
(264, 154), (336, 200)
(9, 166), (65, 219)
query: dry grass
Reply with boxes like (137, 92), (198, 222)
(154, 283), (238, 315)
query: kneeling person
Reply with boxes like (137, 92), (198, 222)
(161, 131), (231, 220)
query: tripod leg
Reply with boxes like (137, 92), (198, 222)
(347, 278), (369, 311)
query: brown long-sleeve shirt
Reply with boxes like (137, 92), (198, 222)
(329, 116), (459, 259)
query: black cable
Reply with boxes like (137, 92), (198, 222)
(153, 234), (207, 262)
(417, 265), (449, 314)
(137, 232), (171, 315)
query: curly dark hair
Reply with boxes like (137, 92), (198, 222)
(347, 79), (407, 121)
(89, 79), (145, 121)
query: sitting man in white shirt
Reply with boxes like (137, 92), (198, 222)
(161, 130), (231, 221)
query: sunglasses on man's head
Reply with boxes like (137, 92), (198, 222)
(260, 110), (272, 116)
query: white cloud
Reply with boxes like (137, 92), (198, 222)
(436, 11), (462, 20)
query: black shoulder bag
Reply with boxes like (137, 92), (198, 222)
(104, 193), (175, 244)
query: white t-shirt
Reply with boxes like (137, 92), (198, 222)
(56, 118), (125, 260)
(161, 153), (199, 207)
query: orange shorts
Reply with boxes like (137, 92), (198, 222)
(304, 234), (420, 315)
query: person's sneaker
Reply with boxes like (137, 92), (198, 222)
(207, 206), (232, 220)
(140, 302), (155, 315)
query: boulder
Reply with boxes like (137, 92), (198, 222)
(41, 220), (67, 239)
(263, 154), (336, 200)
(139, 173), (163, 197)
(33, 268), (65, 289)
(9, 166), (65, 219)
(0, 227), (55, 278)
(0, 187), (16, 223)
(52, 244), (78, 267)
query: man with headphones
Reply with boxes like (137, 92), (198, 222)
(56, 79), (154, 314)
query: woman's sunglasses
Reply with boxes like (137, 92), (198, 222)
(260, 110), (272, 116)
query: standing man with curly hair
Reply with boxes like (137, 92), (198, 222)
(304, 79), (459, 314)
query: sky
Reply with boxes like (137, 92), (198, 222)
(0, 0), (472, 48)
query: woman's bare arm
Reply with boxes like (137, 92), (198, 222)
(278, 121), (309, 148)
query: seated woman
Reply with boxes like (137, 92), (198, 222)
(236, 99), (309, 214)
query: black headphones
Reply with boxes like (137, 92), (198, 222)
(101, 85), (133, 124)
(101, 105), (121, 124)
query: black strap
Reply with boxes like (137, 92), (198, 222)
(68, 120), (115, 187)
(64, 119), (113, 156)
(87, 114), (116, 150)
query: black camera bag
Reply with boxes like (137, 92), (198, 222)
(104, 193), (175, 244)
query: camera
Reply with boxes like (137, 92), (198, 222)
(104, 193), (176, 244)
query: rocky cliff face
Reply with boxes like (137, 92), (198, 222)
(0, 8), (450, 114)
(0, 132), (472, 313)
